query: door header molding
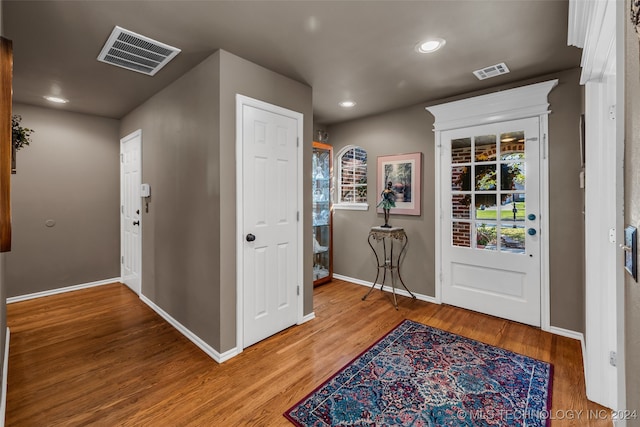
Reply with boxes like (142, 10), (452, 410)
(426, 80), (558, 131)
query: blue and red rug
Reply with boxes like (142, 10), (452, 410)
(285, 319), (553, 426)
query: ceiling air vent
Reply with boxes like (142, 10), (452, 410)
(473, 62), (510, 80)
(97, 26), (181, 76)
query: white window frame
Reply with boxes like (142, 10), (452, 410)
(334, 145), (369, 211)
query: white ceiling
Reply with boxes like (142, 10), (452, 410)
(2, 0), (582, 124)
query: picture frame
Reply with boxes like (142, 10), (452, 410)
(376, 152), (421, 216)
(624, 225), (637, 281)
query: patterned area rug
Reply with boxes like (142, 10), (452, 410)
(285, 319), (552, 426)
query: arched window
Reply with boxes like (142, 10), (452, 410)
(335, 145), (368, 210)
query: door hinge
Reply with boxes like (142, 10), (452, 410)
(121, 256), (124, 264)
(543, 134), (547, 159)
(609, 351), (617, 367)
(297, 137), (299, 147)
(120, 153), (124, 163)
(297, 285), (300, 296)
(121, 205), (124, 214)
(297, 211), (300, 222)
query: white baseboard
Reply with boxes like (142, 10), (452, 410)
(7, 277), (121, 304)
(333, 273), (439, 304)
(301, 312), (316, 323)
(139, 295), (238, 364)
(547, 325), (587, 385)
(0, 327), (10, 427)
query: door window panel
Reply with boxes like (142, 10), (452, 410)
(476, 223), (497, 251)
(475, 165), (497, 191)
(452, 221), (471, 247)
(500, 224), (525, 253)
(475, 135), (497, 162)
(500, 131), (525, 160)
(449, 128), (529, 254)
(500, 193), (525, 221)
(452, 138), (472, 163)
(452, 166), (471, 191)
(452, 194), (471, 219)
(475, 194), (497, 221)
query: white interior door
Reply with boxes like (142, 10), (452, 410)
(240, 99), (300, 348)
(120, 130), (142, 295)
(440, 118), (541, 326)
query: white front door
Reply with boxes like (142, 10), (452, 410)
(239, 97), (301, 348)
(440, 118), (541, 326)
(120, 130), (142, 294)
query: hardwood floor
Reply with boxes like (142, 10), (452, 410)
(6, 279), (611, 426)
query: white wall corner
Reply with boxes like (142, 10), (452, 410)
(140, 295), (238, 364)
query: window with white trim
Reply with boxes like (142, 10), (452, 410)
(335, 145), (368, 210)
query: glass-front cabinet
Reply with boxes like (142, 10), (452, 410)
(312, 141), (333, 286)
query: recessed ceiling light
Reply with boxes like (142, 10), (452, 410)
(44, 96), (69, 104)
(415, 38), (446, 54)
(339, 100), (356, 108)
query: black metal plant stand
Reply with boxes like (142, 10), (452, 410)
(362, 226), (416, 309)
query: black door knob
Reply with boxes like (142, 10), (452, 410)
(246, 233), (256, 242)
(133, 220), (140, 226)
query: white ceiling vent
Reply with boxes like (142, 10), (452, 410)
(97, 26), (181, 76)
(473, 62), (510, 80)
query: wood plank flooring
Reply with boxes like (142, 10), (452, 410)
(6, 279), (611, 426)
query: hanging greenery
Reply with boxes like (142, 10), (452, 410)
(12, 115), (34, 151)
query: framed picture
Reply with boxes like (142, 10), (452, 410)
(376, 152), (421, 216)
(624, 226), (637, 281)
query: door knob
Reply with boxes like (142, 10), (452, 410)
(133, 220), (140, 226)
(246, 233), (256, 242)
(527, 228), (536, 236)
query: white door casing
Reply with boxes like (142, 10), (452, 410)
(440, 118), (541, 326)
(120, 130), (142, 295)
(569, 0), (625, 412)
(236, 95), (303, 349)
(427, 80), (557, 329)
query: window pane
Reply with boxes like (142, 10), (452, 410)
(452, 138), (472, 163)
(500, 193), (525, 221)
(475, 194), (497, 220)
(500, 131), (525, 160)
(476, 222), (497, 250)
(452, 194), (471, 219)
(475, 135), (497, 162)
(452, 166), (471, 191)
(475, 165), (496, 191)
(452, 221), (471, 247)
(339, 146), (367, 203)
(501, 162), (525, 190)
(500, 224), (525, 253)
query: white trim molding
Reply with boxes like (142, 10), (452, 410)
(568, 0), (617, 84)
(0, 328), (9, 427)
(426, 80), (557, 332)
(235, 94), (305, 355)
(569, 0), (625, 412)
(333, 274), (438, 305)
(140, 295), (238, 364)
(7, 277), (120, 304)
(301, 312), (316, 324)
(426, 80), (558, 132)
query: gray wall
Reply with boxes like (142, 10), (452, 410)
(121, 49), (313, 353)
(327, 68), (585, 333)
(625, 12), (640, 422)
(7, 104), (120, 296)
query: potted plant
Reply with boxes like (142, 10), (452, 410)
(11, 115), (34, 173)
